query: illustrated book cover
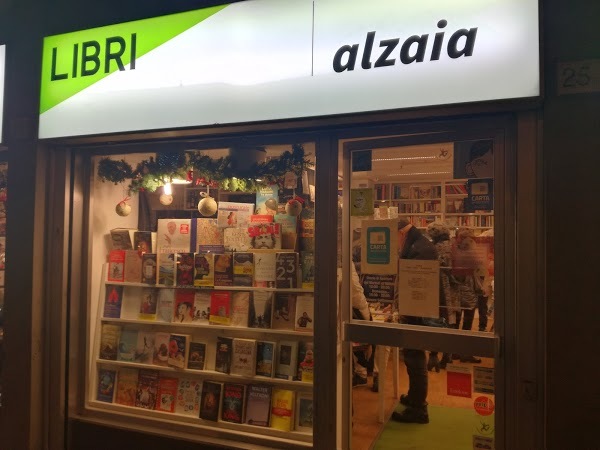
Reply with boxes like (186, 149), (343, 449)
(156, 289), (174, 322)
(115, 368), (138, 406)
(295, 392), (314, 432)
(209, 291), (231, 326)
(188, 342), (207, 370)
(141, 253), (157, 285)
(230, 291), (250, 327)
(223, 227), (252, 252)
(192, 290), (211, 323)
(255, 340), (276, 378)
(300, 251), (315, 289)
(213, 253), (233, 287)
(193, 252), (214, 287)
(135, 369), (159, 410)
(133, 230), (153, 253)
(123, 249), (142, 283)
(156, 218), (191, 254)
(230, 338), (257, 377)
(295, 295), (314, 332)
(296, 340), (315, 383)
(270, 388), (295, 431)
(176, 252), (195, 287)
(103, 285), (123, 318)
(157, 253), (175, 286)
(214, 336), (233, 374)
(275, 340), (299, 380)
(117, 329), (138, 362)
(192, 218), (224, 251)
(221, 382), (246, 424)
(155, 376), (178, 413)
(274, 214), (298, 250)
(107, 250), (126, 282)
(272, 293), (296, 331)
(248, 222), (281, 250)
(135, 331), (155, 364)
(217, 202), (254, 228)
(199, 380), (223, 421)
(110, 228), (134, 250)
(255, 185), (279, 215)
(173, 289), (195, 323)
(175, 378), (201, 416)
(245, 384), (272, 427)
(99, 324), (121, 360)
(249, 291), (272, 329)
(232, 252), (254, 286)
(153, 332), (170, 366)
(167, 333), (190, 369)
(138, 288), (158, 320)
(96, 369), (116, 403)
(253, 251), (276, 287)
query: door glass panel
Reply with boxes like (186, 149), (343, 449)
(343, 139), (496, 450)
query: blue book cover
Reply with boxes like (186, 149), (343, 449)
(103, 285), (123, 318)
(117, 329), (138, 362)
(97, 369), (116, 403)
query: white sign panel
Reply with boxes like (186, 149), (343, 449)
(39, 0), (540, 138)
(397, 258), (440, 318)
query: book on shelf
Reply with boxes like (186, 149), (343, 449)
(275, 252), (299, 288)
(135, 369), (159, 410)
(274, 214), (298, 250)
(155, 376), (178, 413)
(272, 293), (296, 331)
(270, 388), (295, 432)
(110, 228), (135, 250)
(123, 250), (142, 283)
(138, 288), (158, 320)
(175, 378), (201, 416)
(223, 227), (251, 252)
(99, 324), (121, 360)
(135, 331), (155, 365)
(230, 338), (257, 377)
(141, 253), (157, 285)
(96, 369), (116, 403)
(192, 291), (211, 324)
(103, 285), (123, 318)
(209, 291), (232, 326)
(213, 253), (234, 286)
(193, 252), (214, 287)
(107, 250), (126, 282)
(300, 251), (315, 289)
(133, 231), (153, 253)
(115, 368), (138, 407)
(255, 185), (279, 215)
(230, 291), (250, 327)
(167, 333), (190, 369)
(157, 253), (175, 286)
(153, 332), (170, 366)
(232, 252), (254, 286)
(300, 216), (315, 252)
(156, 289), (174, 322)
(187, 342), (207, 370)
(275, 340), (298, 381)
(295, 392), (314, 432)
(253, 252), (276, 287)
(199, 380), (223, 422)
(248, 222), (281, 250)
(117, 329), (138, 362)
(249, 291), (272, 329)
(217, 202), (254, 228)
(296, 340), (314, 383)
(295, 295), (314, 332)
(245, 384), (272, 427)
(221, 382), (246, 424)
(173, 289), (195, 323)
(156, 218), (191, 254)
(192, 218), (224, 252)
(255, 340), (276, 378)
(214, 336), (233, 374)
(176, 252), (195, 287)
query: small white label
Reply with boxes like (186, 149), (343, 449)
(557, 59), (600, 95)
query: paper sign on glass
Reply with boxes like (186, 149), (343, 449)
(360, 219), (397, 275)
(397, 258), (440, 318)
(350, 189), (374, 216)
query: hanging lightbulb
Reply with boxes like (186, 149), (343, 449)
(163, 182), (172, 196)
(159, 182), (174, 205)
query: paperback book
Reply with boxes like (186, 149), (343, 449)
(96, 369), (116, 403)
(117, 329), (138, 362)
(175, 378), (201, 416)
(275, 340), (299, 380)
(295, 393), (314, 432)
(199, 380), (223, 421)
(168, 333), (190, 369)
(157, 253), (175, 286)
(253, 252), (276, 287)
(123, 249), (142, 283)
(249, 291), (272, 329)
(223, 227), (252, 252)
(209, 291), (231, 326)
(245, 384), (272, 427)
(107, 250), (125, 282)
(153, 332), (170, 366)
(300, 251), (315, 289)
(141, 253), (157, 285)
(99, 324), (121, 360)
(230, 338), (257, 377)
(156, 218), (191, 254)
(255, 340), (276, 378)
(188, 342), (207, 370)
(232, 252), (254, 286)
(135, 369), (159, 410)
(176, 252), (195, 287)
(270, 388), (295, 432)
(135, 331), (155, 365)
(296, 340), (315, 383)
(217, 202), (254, 228)
(156, 289), (174, 322)
(193, 218), (224, 251)
(213, 253), (234, 287)
(221, 383), (246, 424)
(214, 336), (233, 374)
(193, 252), (214, 287)
(248, 222), (281, 250)
(103, 285), (123, 318)
(173, 289), (195, 323)
(295, 295), (314, 332)
(272, 293), (296, 331)
(133, 231), (153, 253)
(230, 291), (250, 327)
(275, 252), (299, 288)
(115, 368), (138, 406)
(138, 288), (158, 320)
(274, 214), (298, 250)
(110, 228), (134, 250)
(155, 377), (178, 413)
(192, 291), (211, 323)
(255, 185), (279, 215)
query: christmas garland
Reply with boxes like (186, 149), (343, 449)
(97, 143), (311, 193)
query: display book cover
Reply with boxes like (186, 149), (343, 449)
(103, 285), (123, 318)
(96, 368), (116, 403)
(115, 367), (138, 406)
(135, 369), (159, 410)
(155, 376), (178, 413)
(230, 291), (250, 327)
(168, 333), (190, 369)
(123, 249), (142, 283)
(217, 201), (254, 228)
(191, 218), (224, 252)
(275, 340), (298, 381)
(138, 288), (157, 320)
(270, 388), (295, 432)
(300, 251), (315, 289)
(133, 230), (153, 253)
(249, 291), (272, 328)
(157, 253), (175, 286)
(245, 384), (272, 427)
(187, 341), (207, 370)
(213, 253), (234, 286)
(248, 217), (281, 250)
(255, 340), (276, 378)
(295, 392), (314, 432)
(199, 380), (223, 421)
(214, 336), (233, 374)
(230, 338), (257, 377)
(107, 250), (126, 282)
(272, 293), (296, 331)
(153, 332), (170, 366)
(295, 295), (314, 332)
(99, 324), (121, 360)
(176, 252), (195, 287)
(296, 340), (315, 383)
(192, 291), (210, 324)
(232, 252), (253, 286)
(194, 252), (214, 287)
(156, 218), (191, 254)
(221, 382), (246, 424)
(117, 329), (137, 362)
(176, 378), (201, 416)
(109, 228), (134, 250)
(253, 251), (276, 287)
(173, 289), (195, 323)
(275, 252), (299, 288)
(209, 290), (231, 325)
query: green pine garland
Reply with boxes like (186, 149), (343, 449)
(97, 144), (312, 194)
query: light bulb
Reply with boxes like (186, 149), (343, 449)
(163, 182), (172, 196)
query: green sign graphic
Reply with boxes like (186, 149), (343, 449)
(40, 5), (228, 114)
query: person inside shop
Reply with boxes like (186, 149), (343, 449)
(350, 262), (372, 387)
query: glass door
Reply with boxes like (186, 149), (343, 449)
(339, 129), (503, 450)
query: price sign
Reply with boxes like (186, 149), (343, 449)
(557, 59), (600, 95)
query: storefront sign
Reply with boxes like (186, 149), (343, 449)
(361, 274), (396, 303)
(447, 364), (472, 398)
(39, 0), (540, 138)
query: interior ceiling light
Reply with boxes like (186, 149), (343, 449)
(386, 171), (451, 177)
(372, 156), (437, 161)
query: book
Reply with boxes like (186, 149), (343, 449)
(255, 185), (279, 215)
(141, 253), (157, 285)
(213, 253), (234, 286)
(110, 228), (134, 250)
(168, 333), (190, 369)
(232, 252), (254, 286)
(231, 338), (257, 377)
(295, 295), (314, 332)
(133, 231), (153, 253)
(103, 285), (123, 318)
(153, 332), (170, 366)
(275, 252), (299, 288)
(300, 251), (315, 289)
(245, 384), (272, 427)
(193, 218), (224, 251)
(138, 288), (158, 320)
(272, 293), (296, 331)
(248, 222), (281, 250)
(199, 380), (223, 421)
(176, 252), (195, 287)
(107, 250), (126, 282)
(192, 290), (211, 324)
(193, 252), (214, 287)
(117, 329), (138, 362)
(296, 340), (315, 383)
(173, 289), (195, 323)
(230, 291), (250, 327)
(223, 227), (251, 252)
(275, 340), (299, 380)
(214, 337), (233, 374)
(270, 388), (295, 431)
(115, 368), (138, 406)
(295, 392), (314, 432)
(123, 250), (142, 283)
(188, 342), (207, 370)
(135, 369), (159, 409)
(274, 214), (298, 250)
(157, 253), (175, 286)
(156, 289), (174, 322)
(155, 377), (178, 413)
(97, 369), (116, 403)
(300, 217), (315, 252)
(175, 378), (201, 416)
(255, 340), (276, 378)
(249, 291), (272, 329)
(221, 383), (246, 424)
(209, 291), (232, 326)
(135, 331), (155, 364)
(156, 218), (191, 254)
(99, 324), (121, 360)
(217, 202), (254, 228)
(253, 252), (276, 287)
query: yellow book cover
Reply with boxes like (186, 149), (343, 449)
(270, 388), (295, 431)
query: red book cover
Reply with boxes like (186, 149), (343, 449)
(155, 377), (178, 413)
(107, 250), (126, 282)
(209, 291), (232, 325)
(173, 289), (195, 323)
